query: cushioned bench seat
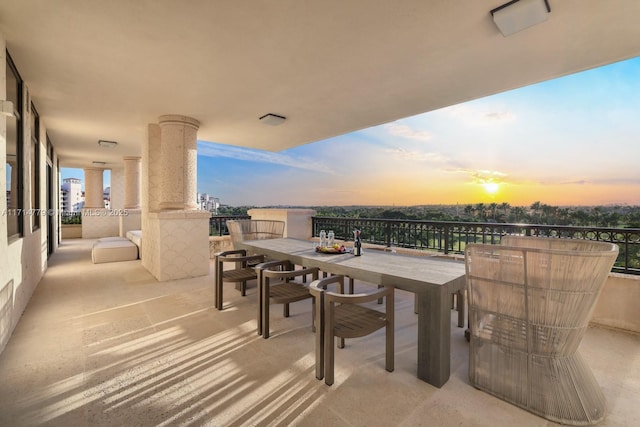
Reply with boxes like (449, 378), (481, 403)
(92, 238), (138, 264)
(126, 230), (142, 257)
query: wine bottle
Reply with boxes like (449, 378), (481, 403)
(354, 229), (362, 256)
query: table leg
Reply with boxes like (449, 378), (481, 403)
(416, 287), (451, 388)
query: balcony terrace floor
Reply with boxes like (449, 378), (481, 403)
(0, 239), (638, 426)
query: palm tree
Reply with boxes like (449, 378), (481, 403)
(489, 203), (498, 221)
(464, 204), (474, 220)
(530, 201), (542, 223)
(475, 203), (487, 221)
(512, 206), (526, 222)
(499, 202), (511, 222)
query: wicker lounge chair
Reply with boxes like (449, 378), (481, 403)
(465, 236), (618, 425)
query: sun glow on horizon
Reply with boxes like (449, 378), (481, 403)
(482, 182), (500, 195)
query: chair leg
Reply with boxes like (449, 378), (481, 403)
(311, 299), (316, 333)
(257, 271), (263, 336)
(262, 279), (270, 339)
(457, 289), (465, 328)
(378, 284), (383, 304)
(324, 306), (335, 386)
(215, 260), (223, 310)
(241, 280), (247, 297)
(314, 293), (324, 380)
(283, 303), (290, 317)
(348, 277), (354, 294)
(386, 290), (395, 372)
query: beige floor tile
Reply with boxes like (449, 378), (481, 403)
(0, 238), (638, 426)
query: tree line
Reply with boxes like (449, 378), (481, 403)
(216, 202), (640, 228)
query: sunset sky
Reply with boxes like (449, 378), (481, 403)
(63, 56), (640, 208)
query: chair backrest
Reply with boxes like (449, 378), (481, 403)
(227, 220), (285, 246)
(465, 237), (618, 355)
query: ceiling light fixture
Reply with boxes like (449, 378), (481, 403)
(92, 161), (106, 166)
(97, 139), (118, 148)
(491, 0), (551, 37)
(259, 113), (286, 126)
(0, 100), (15, 117)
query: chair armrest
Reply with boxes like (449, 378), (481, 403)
(217, 253), (265, 264)
(215, 249), (247, 257)
(326, 285), (393, 305)
(254, 260), (290, 271)
(309, 275), (345, 297)
(262, 266), (320, 280)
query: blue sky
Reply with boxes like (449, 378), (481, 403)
(63, 56), (640, 207)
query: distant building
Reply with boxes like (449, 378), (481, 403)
(61, 178), (84, 212)
(198, 193), (220, 214)
(103, 186), (110, 209)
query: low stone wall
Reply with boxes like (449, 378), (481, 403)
(591, 273), (640, 334)
(61, 224), (82, 239)
(209, 236), (233, 258)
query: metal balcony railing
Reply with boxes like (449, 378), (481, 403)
(209, 215), (251, 236)
(312, 217), (640, 275)
(61, 211), (82, 224)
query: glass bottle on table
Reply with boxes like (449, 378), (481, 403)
(353, 229), (362, 256)
(327, 230), (335, 248)
(319, 230), (327, 248)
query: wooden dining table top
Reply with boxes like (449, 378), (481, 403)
(234, 237), (466, 294)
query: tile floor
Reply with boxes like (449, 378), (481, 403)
(0, 239), (638, 426)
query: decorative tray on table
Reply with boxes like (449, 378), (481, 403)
(315, 245), (349, 254)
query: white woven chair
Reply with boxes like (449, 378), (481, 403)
(227, 219), (285, 244)
(465, 236), (618, 425)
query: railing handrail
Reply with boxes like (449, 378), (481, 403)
(312, 216), (640, 275)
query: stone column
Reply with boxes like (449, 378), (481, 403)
(82, 167), (118, 238)
(141, 124), (161, 272)
(159, 115), (199, 210)
(123, 156), (142, 209)
(143, 117), (209, 281)
(119, 158), (142, 237)
(83, 167), (104, 208)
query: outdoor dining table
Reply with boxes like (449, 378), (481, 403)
(234, 237), (467, 388)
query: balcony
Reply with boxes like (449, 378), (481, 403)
(0, 237), (637, 426)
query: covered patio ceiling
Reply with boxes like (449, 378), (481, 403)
(1, 1), (639, 168)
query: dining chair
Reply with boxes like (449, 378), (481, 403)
(309, 275), (394, 386)
(465, 236), (618, 425)
(214, 220), (285, 310)
(214, 250), (265, 310)
(255, 260), (320, 338)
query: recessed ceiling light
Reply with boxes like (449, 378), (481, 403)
(259, 113), (286, 126)
(98, 139), (118, 148)
(491, 0), (551, 37)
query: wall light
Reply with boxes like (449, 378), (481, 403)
(97, 139), (118, 148)
(259, 113), (286, 126)
(491, 0), (551, 37)
(0, 100), (15, 117)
